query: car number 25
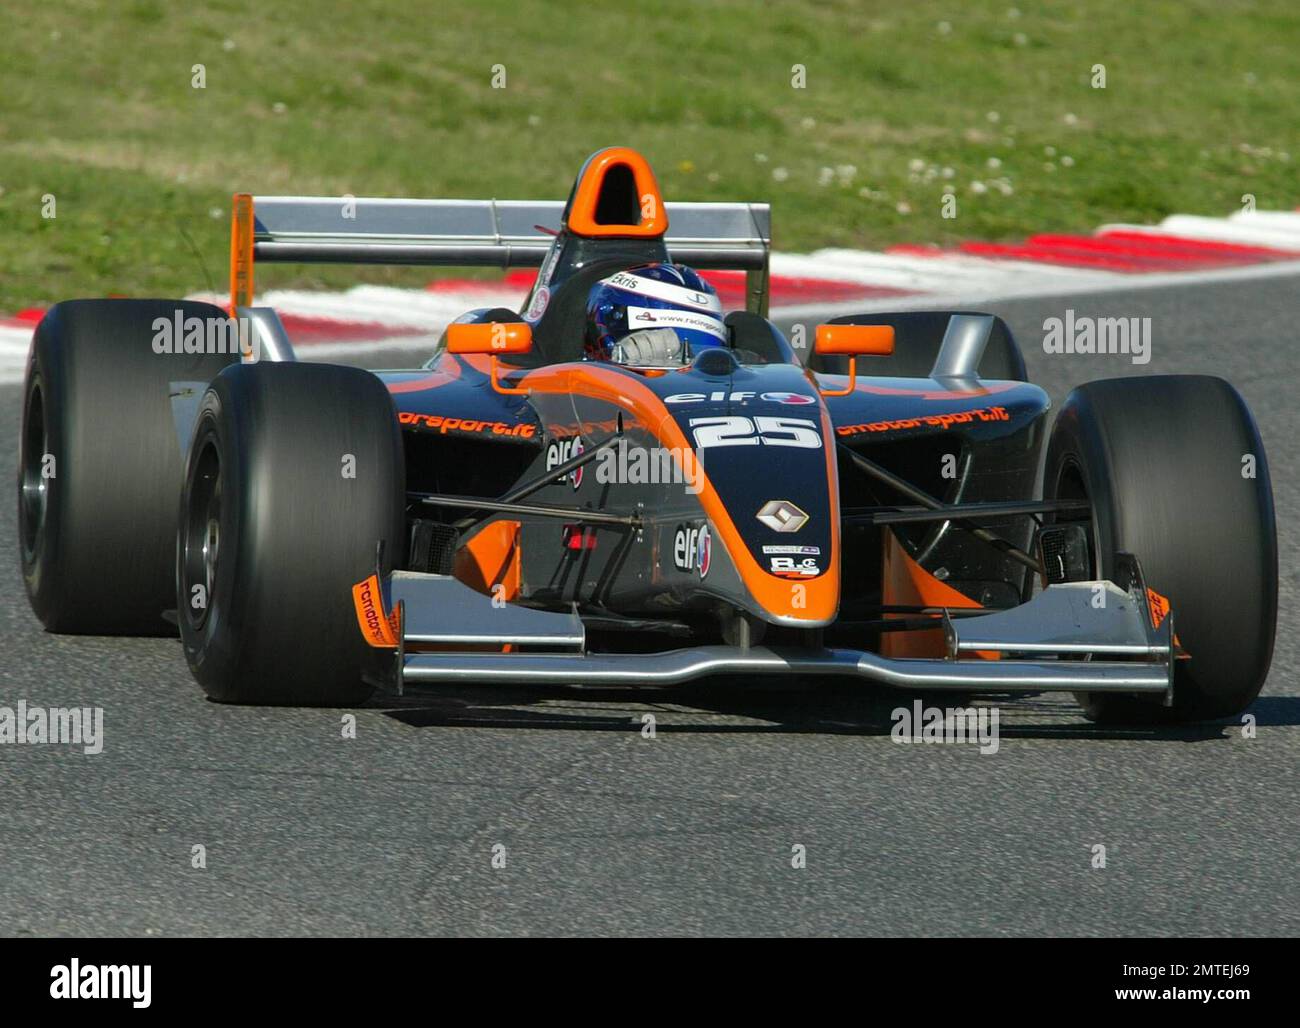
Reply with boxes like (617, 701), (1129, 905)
(689, 416), (822, 449)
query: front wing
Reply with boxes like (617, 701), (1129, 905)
(352, 566), (1175, 702)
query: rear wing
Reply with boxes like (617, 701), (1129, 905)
(230, 195), (773, 313)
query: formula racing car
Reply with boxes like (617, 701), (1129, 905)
(17, 147), (1277, 723)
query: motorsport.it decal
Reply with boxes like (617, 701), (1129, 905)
(351, 574), (400, 648)
(398, 411), (537, 439)
(1146, 587), (1171, 630)
(836, 405), (1011, 436)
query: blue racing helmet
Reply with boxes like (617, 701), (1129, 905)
(584, 263), (726, 363)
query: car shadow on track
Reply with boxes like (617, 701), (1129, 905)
(372, 683), (1300, 742)
(377, 679), (906, 737)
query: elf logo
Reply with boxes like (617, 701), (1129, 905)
(546, 434), (584, 489)
(673, 522), (711, 579)
(665, 391), (817, 405)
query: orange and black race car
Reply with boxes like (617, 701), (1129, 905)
(17, 148), (1277, 723)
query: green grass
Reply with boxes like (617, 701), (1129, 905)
(1, 0), (1296, 309)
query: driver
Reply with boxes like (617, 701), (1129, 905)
(584, 263), (726, 365)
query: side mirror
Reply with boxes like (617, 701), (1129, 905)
(814, 323), (894, 356)
(446, 321), (533, 355)
(446, 322), (532, 395)
(813, 323), (895, 396)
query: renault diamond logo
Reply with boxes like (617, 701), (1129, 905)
(756, 500), (809, 533)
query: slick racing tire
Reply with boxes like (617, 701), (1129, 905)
(178, 361), (405, 706)
(19, 299), (239, 635)
(1044, 375), (1276, 724)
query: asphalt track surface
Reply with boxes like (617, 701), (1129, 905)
(2, 273), (1297, 937)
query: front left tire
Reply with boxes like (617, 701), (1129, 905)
(178, 361), (406, 706)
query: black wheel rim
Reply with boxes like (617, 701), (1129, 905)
(19, 380), (48, 561)
(183, 437), (222, 631)
(1052, 457), (1099, 578)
